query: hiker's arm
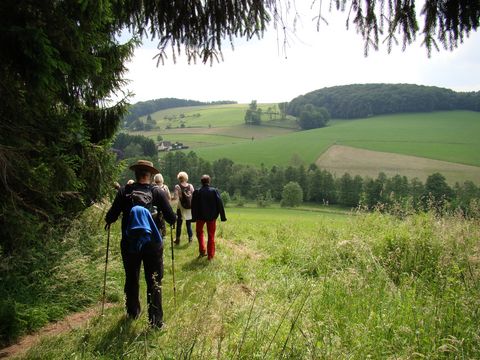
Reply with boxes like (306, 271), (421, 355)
(216, 189), (227, 222)
(105, 188), (124, 225)
(171, 184), (179, 200)
(155, 188), (176, 225)
(191, 190), (198, 221)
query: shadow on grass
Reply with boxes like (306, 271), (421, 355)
(89, 316), (152, 358)
(181, 257), (210, 272)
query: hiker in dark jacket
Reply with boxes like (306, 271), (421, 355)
(105, 160), (176, 328)
(191, 174), (227, 260)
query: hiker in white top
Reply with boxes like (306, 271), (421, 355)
(153, 173), (171, 200)
(173, 171), (194, 244)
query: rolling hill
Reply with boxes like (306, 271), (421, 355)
(128, 101), (480, 184)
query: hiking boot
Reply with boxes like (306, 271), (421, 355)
(198, 252), (207, 258)
(188, 237), (193, 243)
(126, 311), (140, 320)
(149, 321), (165, 330)
(174, 237), (180, 245)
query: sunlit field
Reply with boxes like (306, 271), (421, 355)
(17, 206), (480, 359)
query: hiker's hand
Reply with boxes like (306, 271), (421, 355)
(104, 223), (111, 231)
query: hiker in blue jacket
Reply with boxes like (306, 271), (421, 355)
(105, 160), (176, 328)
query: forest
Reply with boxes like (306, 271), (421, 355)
(113, 150), (480, 216)
(287, 84), (480, 119)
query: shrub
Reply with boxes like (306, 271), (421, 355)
(220, 191), (231, 207)
(281, 181), (303, 207)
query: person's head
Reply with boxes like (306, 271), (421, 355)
(129, 160), (159, 183)
(177, 171), (188, 183)
(153, 173), (164, 185)
(201, 174), (211, 186)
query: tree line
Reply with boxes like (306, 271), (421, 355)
(153, 151), (479, 216)
(287, 84), (480, 119)
(112, 133), (157, 159)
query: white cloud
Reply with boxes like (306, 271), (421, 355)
(121, 8), (480, 104)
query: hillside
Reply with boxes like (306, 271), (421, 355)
(188, 111), (480, 183)
(287, 84), (480, 119)
(120, 97), (480, 185)
(124, 98), (238, 130)
(9, 207), (480, 359)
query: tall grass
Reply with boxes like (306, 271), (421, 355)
(0, 204), (121, 347)
(16, 207), (480, 359)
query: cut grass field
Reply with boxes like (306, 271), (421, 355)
(330, 111), (480, 166)
(15, 206), (480, 359)
(317, 145), (480, 184)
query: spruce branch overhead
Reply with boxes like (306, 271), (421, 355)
(116, 0), (479, 62)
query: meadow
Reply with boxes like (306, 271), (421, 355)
(136, 105), (480, 184)
(142, 103), (288, 129)
(15, 205), (480, 359)
(317, 145), (480, 184)
(189, 111), (480, 168)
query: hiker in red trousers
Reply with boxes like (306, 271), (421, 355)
(191, 175), (227, 260)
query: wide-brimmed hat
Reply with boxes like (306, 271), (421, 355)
(129, 160), (159, 175)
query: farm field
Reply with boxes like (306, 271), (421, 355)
(138, 124), (296, 146)
(143, 103), (288, 129)
(15, 206), (480, 359)
(191, 111), (480, 167)
(133, 104), (480, 184)
(329, 112), (480, 166)
(317, 145), (480, 184)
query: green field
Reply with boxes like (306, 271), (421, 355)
(143, 103), (286, 129)
(191, 111), (480, 167)
(16, 206), (480, 359)
(133, 105), (480, 183)
(317, 145), (480, 184)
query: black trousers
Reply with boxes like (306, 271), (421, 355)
(121, 240), (164, 326)
(176, 208), (193, 240)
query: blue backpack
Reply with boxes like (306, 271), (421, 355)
(124, 185), (162, 253)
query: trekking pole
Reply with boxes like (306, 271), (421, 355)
(170, 224), (177, 309)
(101, 224), (111, 316)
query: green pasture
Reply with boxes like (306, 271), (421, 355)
(193, 111), (480, 167)
(17, 205), (480, 359)
(143, 103), (280, 129)
(316, 144), (480, 184)
(193, 129), (332, 166)
(332, 111), (480, 166)
(163, 133), (250, 148)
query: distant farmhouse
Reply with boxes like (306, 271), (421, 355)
(158, 141), (172, 151)
(157, 141), (189, 152)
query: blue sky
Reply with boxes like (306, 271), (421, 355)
(118, 6), (480, 105)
